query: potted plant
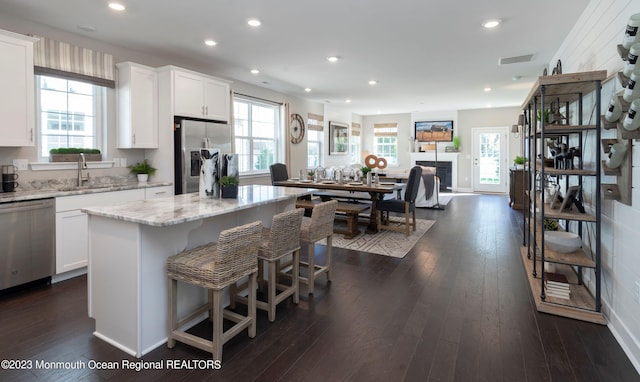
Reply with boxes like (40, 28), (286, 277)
(360, 166), (372, 176)
(128, 159), (157, 183)
(220, 175), (239, 198)
(49, 148), (102, 162)
(513, 155), (527, 169)
(452, 136), (461, 151)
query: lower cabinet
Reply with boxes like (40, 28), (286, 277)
(55, 188), (152, 275)
(55, 210), (89, 274)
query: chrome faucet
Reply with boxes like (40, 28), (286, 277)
(77, 153), (90, 186)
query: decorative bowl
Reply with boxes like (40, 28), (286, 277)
(545, 231), (582, 253)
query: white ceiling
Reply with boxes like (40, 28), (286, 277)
(0, 0), (590, 116)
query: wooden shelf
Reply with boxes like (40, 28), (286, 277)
(535, 124), (597, 134)
(520, 247), (606, 325)
(522, 70), (607, 108)
(529, 224), (596, 268)
(542, 207), (597, 222)
(535, 161), (597, 176)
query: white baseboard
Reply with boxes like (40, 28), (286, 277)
(603, 299), (640, 374)
(51, 267), (87, 283)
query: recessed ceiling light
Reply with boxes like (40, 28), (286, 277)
(204, 39), (217, 46)
(483, 19), (501, 28)
(304, 88), (311, 92)
(369, 80), (377, 85)
(484, 87), (492, 92)
(345, 99), (351, 103)
(327, 56), (340, 63)
(250, 69), (260, 74)
(108, 2), (126, 11)
(77, 25), (96, 32)
(248, 19), (261, 27)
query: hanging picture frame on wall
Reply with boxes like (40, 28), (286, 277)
(329, 121), (349, 155)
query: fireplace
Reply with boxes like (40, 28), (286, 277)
(416, 161), (452, 192)
(409, 152), (459, 192)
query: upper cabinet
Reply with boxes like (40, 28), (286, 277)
(172, 68), (231, 122)
(0, 30), (37, 147)
(116, 62), (158, 148)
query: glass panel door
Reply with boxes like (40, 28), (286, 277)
(472, 127), (508, 193)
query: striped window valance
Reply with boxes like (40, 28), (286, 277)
(351, 122), (361, 136)
(373, 122), (397, 137)
(307, 112), (324, 131)
(33, 35), (115, 88)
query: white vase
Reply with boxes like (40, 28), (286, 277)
(137, 174), (148, 183)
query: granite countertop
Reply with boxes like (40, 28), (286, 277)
(82, 185), (315, 227)
(0, 181), (173, 203)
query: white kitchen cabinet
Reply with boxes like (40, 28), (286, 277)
(172, 68), (230, 122)
(144, 185), (173, 199)
(116, 62), (158, 148)
(55, 210), (89, 274)
(55, 188), (145, 274)
(0, 29), (37, 147)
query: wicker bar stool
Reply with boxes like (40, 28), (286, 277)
(299, 199), (337, 295)
(234, 208), (304, 322)
(166, 221), (262, 361)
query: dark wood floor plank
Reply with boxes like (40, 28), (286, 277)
(0, 194), (637, 381)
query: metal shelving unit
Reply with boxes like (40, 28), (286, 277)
(521, 70), (607, 325)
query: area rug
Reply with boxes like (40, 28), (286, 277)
(319, 218), (435, 258)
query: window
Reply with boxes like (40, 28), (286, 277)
(36, 75), (105, 159)
(350, 122), (361, 164)
(307, 130), (322, 167)
(233, 96), (282, 174)
(373, 123), (398, 165)
(307, 113), (324, 168)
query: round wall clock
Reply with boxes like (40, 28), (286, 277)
(290, 113), (305, 144)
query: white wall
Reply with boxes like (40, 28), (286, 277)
(456, 107), (522, 191)
(552, 0), (640, 372)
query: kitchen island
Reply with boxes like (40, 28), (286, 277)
(82, 185), (314, 357)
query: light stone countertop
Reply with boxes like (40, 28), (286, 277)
(0, 181), (173, 203)
(82, 185), (315, 227)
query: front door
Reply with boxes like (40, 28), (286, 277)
(472, 127), (508, 193)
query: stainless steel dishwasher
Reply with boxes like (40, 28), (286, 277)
(0, 198), (55, 291)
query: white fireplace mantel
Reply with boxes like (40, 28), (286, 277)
(410, 152), (460, 192)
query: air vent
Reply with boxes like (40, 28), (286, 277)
(499, 54), (534, 65)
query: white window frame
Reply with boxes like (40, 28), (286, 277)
(307, 129), (323, 168)
(373, 123), (398, 165)
(233, 95), (283, 175)
(35, 74), (105, 161)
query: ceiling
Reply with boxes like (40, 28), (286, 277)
(0, 0), (590, 116)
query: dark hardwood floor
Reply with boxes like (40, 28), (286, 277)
(1, 194), (637, 381)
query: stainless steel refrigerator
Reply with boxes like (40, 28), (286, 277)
(174, 117), (233, 194)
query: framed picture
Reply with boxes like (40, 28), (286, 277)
(415, 120), (454, 142)
(329, 121), (349, 155)
(560, 185), (581, 211)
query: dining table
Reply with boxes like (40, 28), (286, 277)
(274, 179), (405, 233)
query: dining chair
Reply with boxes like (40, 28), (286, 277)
(376, 166), (422, 236)
(270, 163), (289, 185)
